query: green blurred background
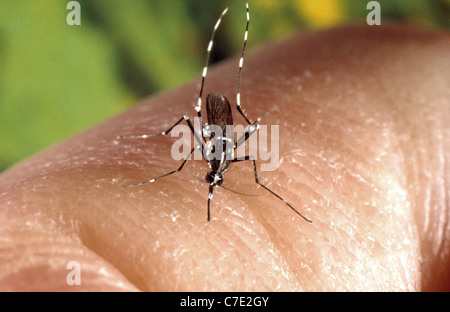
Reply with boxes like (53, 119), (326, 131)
(0, 0), (448, 173)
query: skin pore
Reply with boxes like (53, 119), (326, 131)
(0, 25), (449, 291)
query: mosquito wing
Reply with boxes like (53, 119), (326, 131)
(206, 92), (234, 135)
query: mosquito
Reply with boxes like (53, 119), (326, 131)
(118, 3), (311, 223)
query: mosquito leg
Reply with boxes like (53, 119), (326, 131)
(118, 115), (194, 141)
(195, 7), (229, 146)
(120, 113), (211, 187)
(119, 115), (204, 153)
(235, 102), (288, 149)
(235, 123), (258, 149)
(231, 156), (312, 223)
(236, 3), (253, 126)
(235, 104), (283, 149)
(235, 102), (287, 153)
(123, 147), (196, 188)
(118, 116), (185, 140)
(234, 3), (280, 130)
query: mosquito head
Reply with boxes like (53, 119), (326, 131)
(206, 171), (224, 187)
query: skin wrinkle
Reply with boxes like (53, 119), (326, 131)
(57, 170), (143, 289)
(0, 25), (449, 291)
(240, 210), (301, 290)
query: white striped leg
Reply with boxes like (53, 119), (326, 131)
(232, 156), (312, 223)
(118, 115), (204, 151)
(235, 123), (259, 149)
(118, 115), (186, 140)
(123, 147), (195, 188)
(120, 115), (208, 188)
(236, 3), (253, 126)
(195, 7), (229, 117)
(235, 102), (285, 149)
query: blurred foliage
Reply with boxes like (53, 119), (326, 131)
(0, 0), (448, 172)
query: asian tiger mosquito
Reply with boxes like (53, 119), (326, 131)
(119, 3), (311, 223)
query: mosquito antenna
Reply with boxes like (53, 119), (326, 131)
(195, 7), (229, 117)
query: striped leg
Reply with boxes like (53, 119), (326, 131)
(123, 147), (196, 188)
(118, 114), (203, 150)
(195, 7), (229, 129)
(235, 103), (285, 149)
(236, 3), (253, 126)
(119, 115), (207, 188)
(232, 156), (312, 223)
(235, 123), (258, 149)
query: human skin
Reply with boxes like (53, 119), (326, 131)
(0, 25), (449, 291)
